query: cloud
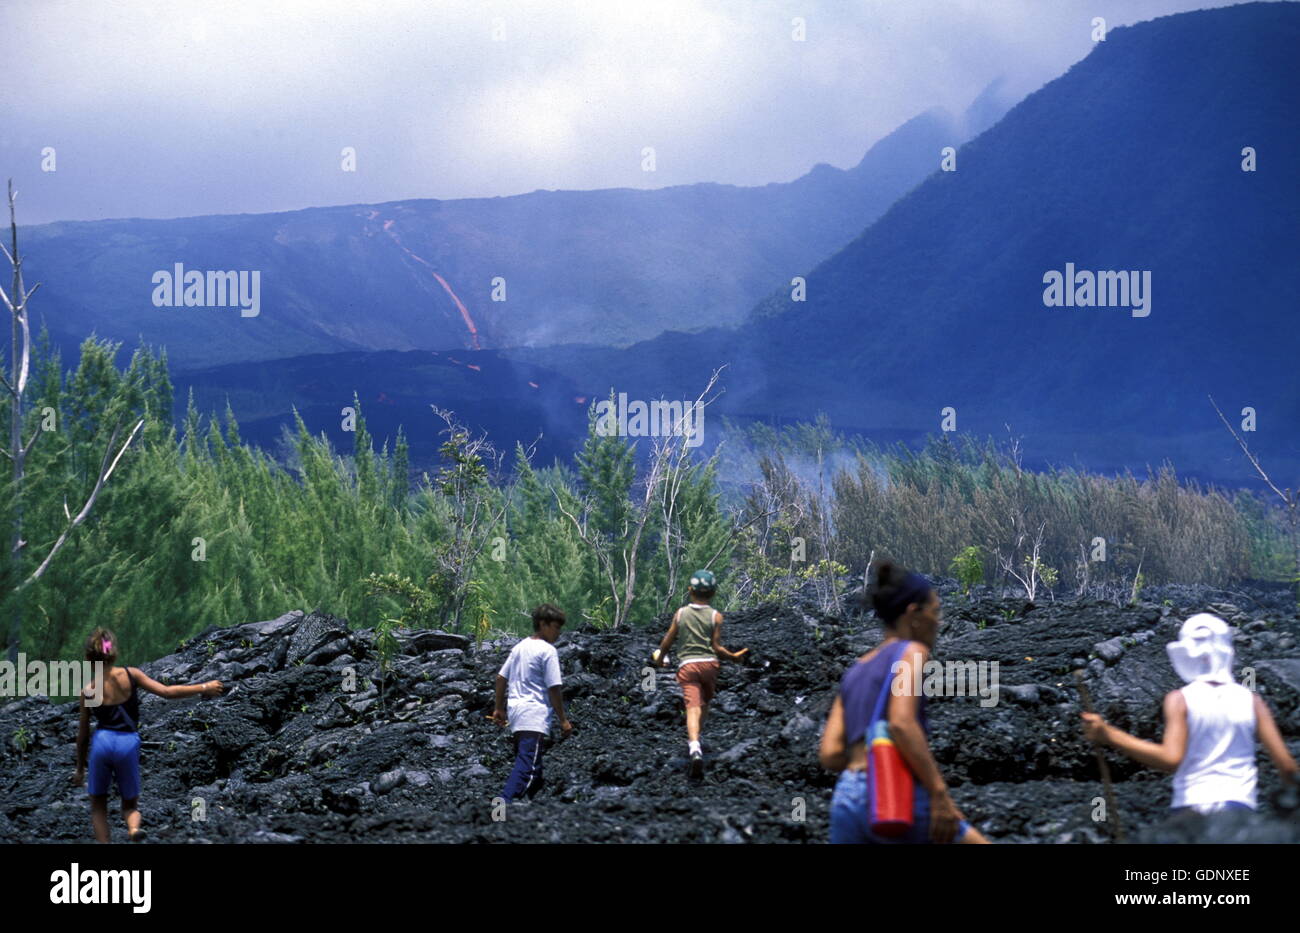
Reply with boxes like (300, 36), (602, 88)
(0, 0), (1262, 223)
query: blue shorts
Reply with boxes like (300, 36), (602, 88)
(87, 729), (141, 799)
(830, 769), (972, 844)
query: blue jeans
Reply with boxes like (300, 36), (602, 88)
(88, 729), (141, 799)
(830, 769), (971, 844)
(1171, 801), (1254, 815)
(502, 731), (545, 802)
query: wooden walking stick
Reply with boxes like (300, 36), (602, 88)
(1073, 670), (1126, 843)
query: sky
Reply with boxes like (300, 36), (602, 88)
(0, 0), (1274, 224)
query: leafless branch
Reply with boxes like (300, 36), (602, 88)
(1208, 395), (1287, 502)
(16, 418), (145, 593)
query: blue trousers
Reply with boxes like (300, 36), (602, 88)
(1171, 801), (1254, 815)
(502, 731), (545, 802)
(830, 769), (971, 844)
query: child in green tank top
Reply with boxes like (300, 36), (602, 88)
(652, 570), (748, 777)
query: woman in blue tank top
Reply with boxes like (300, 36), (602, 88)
(819, 561), (988, 844)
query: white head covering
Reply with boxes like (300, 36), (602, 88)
(1166, 613), (1235, 684)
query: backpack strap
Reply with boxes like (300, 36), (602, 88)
(869, 641), (912, 726)
(116, 668), (139, 732)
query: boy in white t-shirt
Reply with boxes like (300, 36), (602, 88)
(489, 603), (573, 801)
(1082, 613), (1297, 814)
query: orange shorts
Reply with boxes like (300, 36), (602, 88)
(676, 660), (720, 708)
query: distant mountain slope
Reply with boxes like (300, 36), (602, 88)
(505, 2), (1300, 483)
(175, 349), (592, 470)
(19, 91), (1008, 370)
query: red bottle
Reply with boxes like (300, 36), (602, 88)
(868, 720), (915, 836)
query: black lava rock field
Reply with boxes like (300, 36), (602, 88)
(3, 581), (1298, 843)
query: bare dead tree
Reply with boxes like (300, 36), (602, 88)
(558, 370), (724, 629)
(428, 405), (511, 632)
(706, 490), (788, 609)
(554, 491), (622, 628)
(810, 428), (844, 616)
(1004, 423), (1024, 477)
(1074, 542), (1090, 597)
(1209, 395), (1299, 598)
(1128, 554), (1145, 606)
(996, 521), (1052, 602)
(2, 180), (144, 661)
(726, 448), (817, 608)
(652, 369), (732, 615)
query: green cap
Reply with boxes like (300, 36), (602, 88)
(689, 569), (716, 595)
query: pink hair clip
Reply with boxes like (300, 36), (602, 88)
(101, 638), (112, 653)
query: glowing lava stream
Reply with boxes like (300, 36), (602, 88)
(380, 217), (482, 351)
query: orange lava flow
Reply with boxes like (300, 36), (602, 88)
(378, 216), (482, 350)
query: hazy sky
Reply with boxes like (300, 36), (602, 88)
(0, 0), (1270, 224)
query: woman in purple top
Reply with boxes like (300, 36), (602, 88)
(819, 560), (988, 844)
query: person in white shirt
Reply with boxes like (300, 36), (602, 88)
(489, 604), (573, 801)
(1082, 613), (1297, 814)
